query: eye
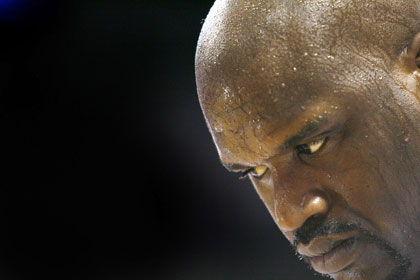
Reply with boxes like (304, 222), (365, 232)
(240, 165), (268, 179)
(296, 137), (326, 155)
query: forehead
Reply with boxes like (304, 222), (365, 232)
(196, 0), (417, 160)
(196, 0), (411, 74)
(196, 0), (416, 97)
(197, 0), (403, 112)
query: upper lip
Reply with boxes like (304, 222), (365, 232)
(297, 231), (357, 257)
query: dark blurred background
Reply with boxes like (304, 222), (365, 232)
(0, 1), (324, 279)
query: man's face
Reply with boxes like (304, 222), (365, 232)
(196, 0), (420, 279)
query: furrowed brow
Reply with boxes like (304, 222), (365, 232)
(280, 119), (327, 150)
(222, 118), (330, 172)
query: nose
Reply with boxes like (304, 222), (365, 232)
(274, 188), (329, 233)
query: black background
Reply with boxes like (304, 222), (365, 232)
(0, 1), (324, 279)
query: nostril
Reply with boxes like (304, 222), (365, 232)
(294, 214), (327, 246)
(293, 190), (330, 246)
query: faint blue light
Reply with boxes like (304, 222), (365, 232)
(0, 0), (15, 6)
(0, 0), (21, 20)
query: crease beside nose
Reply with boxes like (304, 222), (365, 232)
(275, 190), (329, 232)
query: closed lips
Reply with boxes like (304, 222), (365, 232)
(297, 231), (357, 257)
(297, 231), (361, 274)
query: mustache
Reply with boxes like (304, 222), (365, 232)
(293, 217), (412, 280)
(293, 219), (411, 279)
(293, 218), (360, 247)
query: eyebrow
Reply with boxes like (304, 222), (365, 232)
(280, 120), (326, 150)
(222, 118), (328, 172)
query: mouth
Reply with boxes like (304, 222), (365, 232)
(297, 232), (363, 274)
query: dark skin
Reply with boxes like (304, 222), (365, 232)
(196, 0), (420, 279)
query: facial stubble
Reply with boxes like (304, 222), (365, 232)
(293, 221), (411, 280)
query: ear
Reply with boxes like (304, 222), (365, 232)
(401, 32), (420, 73)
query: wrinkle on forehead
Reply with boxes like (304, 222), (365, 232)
(196, 0), (420, 159)
(196, 0), (420, 100)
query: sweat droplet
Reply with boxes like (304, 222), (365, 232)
(214, 126), (223, 133)
(281, 83), (286, 88)
(293, 67), (297, 72)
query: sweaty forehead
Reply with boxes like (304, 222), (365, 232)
(197, 0), (416, 69)
(196, 0), (419, 126)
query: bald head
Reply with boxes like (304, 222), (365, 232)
(196, 0), (420, 155)
(196, 1), (420, 279)
(196, 0), (420, 113)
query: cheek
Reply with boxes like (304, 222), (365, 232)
(332, 166), (386, 216)
(250, 176), (275, 215)
(317, 137), (405, 232)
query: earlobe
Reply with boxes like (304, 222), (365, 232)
(401, 32), (420, 73)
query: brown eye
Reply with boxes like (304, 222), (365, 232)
(296, 137), (326, 155)
(250, 166), (268, 177)
(240, 165), (268, 179)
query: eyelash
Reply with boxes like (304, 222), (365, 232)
(239, 169), (253, 179)
(296, 137), (328, 155)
